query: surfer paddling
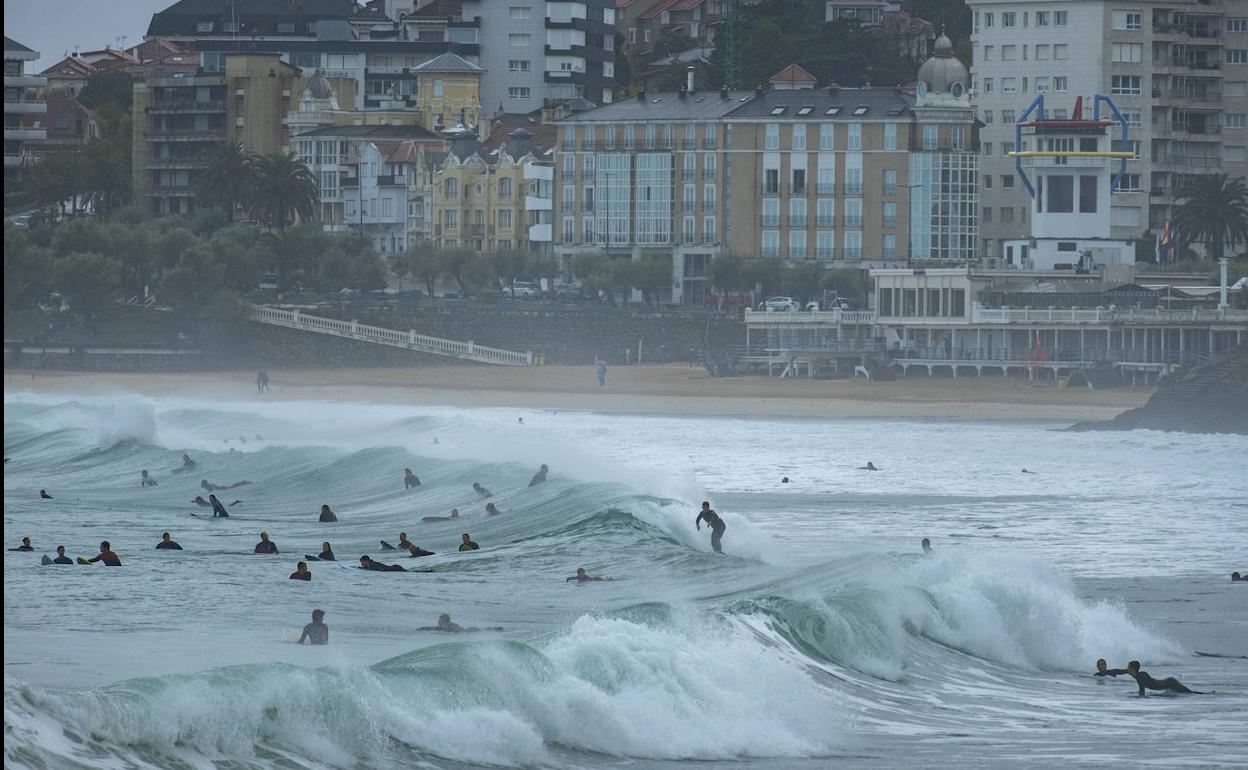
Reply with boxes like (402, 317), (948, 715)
(1126, 661), (1205, 696)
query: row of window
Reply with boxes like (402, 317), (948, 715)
(761, 230), (879, 260)
(975, 10), (1068, 32)
(981, 206), (1028, 224)
(978, 75), (1068, 96)
(980, 43), (1068, 62)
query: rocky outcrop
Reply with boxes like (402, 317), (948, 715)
(1069, 345), (1248, 434)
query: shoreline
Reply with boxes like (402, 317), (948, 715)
(3, 366), (1149, 422)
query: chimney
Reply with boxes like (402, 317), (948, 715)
(686, 66), (695, 94)
(637, 87), (646, 102)
(720, 85), (729, 100)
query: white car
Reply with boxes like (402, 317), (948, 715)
(761, 296), (800, 311)
(502, 281), (541, 299)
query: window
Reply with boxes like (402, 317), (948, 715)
(196, 21), (213, 32)
(683, 216), (695, 242)
(1036, 77), (1050, 94)
(820, 123), (834, 150)
(509, 5), (531, 19)
(499, 177), (513, 197)
(923, 124), (938, 150)
(883, 234), (896, 259)
(1079, 175), (1098, 213)
(765, 123), (779, 150)
(848, 123), (861, 150)
(1228, 50), (1248, 65)
(1003, 12), (1016, 27)
(1123, 109), (1142, 127)
(1054, 11), (1067, 25)
(984, 12), (994, 28)
(508, 86), (532, 98)
(983, 110), (994, 124)
(1228, 82), (1248, 98)
(1001, 207), (1014, 223)
(703, 216), (716, 243)
(644, 29), (651, 43)
(1113, 43), (1143, 63)
(509, 60), (530, 72)
(984, 143), (993, 157)
(1126, 140), (1141, 159)
(789, 230), (806, 258)
(792, 125), (806, 150)
(982, 207), (993, 223)
(974, 11), (980, 33)
(446, 210), (458, 228)
(1001, 110), (1014, 123)
(625, 125), (634, 148)
(646, 123), (656, 148)
(277, 21), (296, 33)
(983, 78), (993, 93)
(983, 45), (995, 62)
(882, 201), (897, 228)
(1002, 78), (1018, 94)
(762, 230), (779, 257)
(845, 198), (862, 228)
(1036, 44), (1050, 60)
(1054, 77), (1069, 92)
(1114, 173), (1141, 192)
(628, 28), (636, 44)
(1002, 45), (1017, 61)
(883, 169), (897, 195)
(562, 217), (573, 243)
(817, 230), (834, 258)
(884, 122), (897, 150)
(1228, 114), (1246, 129)
(1228, 19), (1248, 33)
(223, 21), (238, 33)
(817, 197), (835, 226)
(1111, 206), (1142, 227)
(1054, 44), (1068, 60)
(1001, 175), (1015, 189)
(1113, 11), (1142, 30)
(1112, 75), (1141, 95)
(1036, 11), (1049, 26)
(509, 33), (531, 46)
(984, 176), (993, 189)
(844, 230), (862, 260)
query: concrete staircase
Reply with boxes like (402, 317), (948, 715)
(249, 306), (534, 366)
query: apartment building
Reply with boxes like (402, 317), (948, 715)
(968, 0), (1248, 257)
(555, 45), (978, 303)
(5, 36), (46, 182)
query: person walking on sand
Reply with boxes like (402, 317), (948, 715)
(596, 360), (607, 386)
(256, 370), (270, 393)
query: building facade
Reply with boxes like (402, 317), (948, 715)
(968, 0), (1248, 257)
(5, 36), (46, 181)
(462, 0), (615, 114)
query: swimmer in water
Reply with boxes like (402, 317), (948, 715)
(1021, 469), (1036, 474)
(156, 532), (183, 550)
(423, 508), (460, 523)
(11, 537), (34, 551)
(289, 561), (312, 581)
(381, 533), (412, 551)
(40, 489), (52, 499)
(297, 609), (328, 645)
(859, 462), (880, 471)
(694, 501), (726, 553)
(566, 567), (608, 582)
(52, 545), (73, 564)
(528, 464), (549, 487)
(305, 541), (336, 561)
(254, 531), (278, 554)
(407, 543), (435, 557)
(318, 504), (337, 523)
(141, 470), (158, 487)
(473, 482), (493, 498)
(87, 540), (121, 566)
(359, 555), (406, 572)
(404, 468), (421, 489)
(418, 613), (503, 632)
(1126, 661), (1204, 696)
(485, 502), (500, 515)
(173, 454), (196, 473)
(782, 476), (790, 483)
(1094, 659), (1129, 677)
(921, 537), (933, 554)
(458, 534), (480, 552)
(1232, 572), (1244, 582)
(210, 494), (231, 518)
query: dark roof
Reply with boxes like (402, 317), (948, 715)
(484, 113), (557, 154)
(147, 0), (358, 36)
(413, 51), (484, 73)
(449, 135), (486, 161)
(5, 36), (35, 53)
(728, 87), (914, 119)
(294, 124), (441, 140)
(559, 90), (749, 122)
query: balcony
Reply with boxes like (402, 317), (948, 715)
(844, 248), (862, 260)
(761, 247), (780, 257)
(147, 185), (196, 197)
(761, 184), (780, 196)
(816, 183), (836, 195)
(469, 224), (485, 237)
(682, 138), (697, 150)
(844, 183), (863, 196)
(789, 215), (807, 227)
(4, 74), (46, 88)
(147, 99), (226, 113)
(816, 248), (835, 259)
(146, 128), (227, 142)
(703, 168), (717, 181)
(883, 217), (897, 229)
(682, 168), (698, 181)
(703, 200), (716, 213)
(844, 216), (862, 228)
(788, 183), (807, 196)
(4, 127), (45, 141)
(816, 216), (836, 228)
(702, 138), (717, 149)
(760, 215), (780, 227)
(682, 200), (696, 213)
(377, 174), (406, 186)
(3, 100), (46, 114)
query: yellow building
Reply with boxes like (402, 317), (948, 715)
(412, 52), (484, 134)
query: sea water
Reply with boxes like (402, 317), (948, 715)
(3, 391), (1246, 769)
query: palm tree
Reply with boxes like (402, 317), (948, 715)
(1172, 174), (1248, 261)
(196, 143), (254, 221)
(245, 152), (318, 229)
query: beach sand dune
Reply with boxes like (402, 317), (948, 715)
(5, 366), (1147, 422)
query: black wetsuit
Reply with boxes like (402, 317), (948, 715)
(1094, 669), (1129, 677)
(459, 541), (480, 552)
(11, 545), (34, 551)
(319, 509), (337, 522)
(529, 470), (548, 487)
(1133, 671), (1199, 695)
(405, 473), (421, 489)
(211, 499), (230, 518)
(298, 622), (328, 645)
(156, 540), (183, 550)
(407, 547), (435, 557)
(52, 555), (73, 564)
(254, 541), (278, 554)
(695, 509), (726, 553)
(362, 561), (406, 572)
(311, 550), (335, 561)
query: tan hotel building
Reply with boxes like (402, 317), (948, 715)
(554, 42), (980, 303)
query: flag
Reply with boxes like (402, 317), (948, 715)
(1159, 223), (1174, 266)
(1032, 340), (1048, 362)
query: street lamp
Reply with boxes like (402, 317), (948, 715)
(901, 182), (923, 268)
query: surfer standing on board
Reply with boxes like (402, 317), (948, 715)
(695, 501), (727, 553)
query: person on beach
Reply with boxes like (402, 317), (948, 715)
(40, 489), (52, 499)
(1126, 661), (1204, 696)
(423, 508), (460, 523)
(381, 533), (412, 551)
(566, 567), (608, 582)
(173, 454), (196, 473)
(529, 464), (549, 487)
(459, 534), (480, 552)
(297, 609), (328, 645)
(210, 494), (231, 518)
(596, 361), (607, 386)
(305, 542), (336, 561)
(156, 532), (183, 550)
(289, 561), (312, 581)
(319, 504), (337, 523)
(256, 371), (270, 393)
(473, 482), (493, 498)
(485, 503), (500, 515)
(254, 532), (279, 554)
(359, 555), (406, 572)
(407, 543), (435, 557)
(921, 538), (933, 554)
(404, 468), (421, 489)
(51, 545), (73, 564)
(11, 537), (34, 551)
(695, 501), (727, 553)
(87, 541), (121, 566)
(141, 470), (158, 487)
(859, 462), (880, 471)
(1094, 659), (1129, 677)
(202, 479), (252, 492)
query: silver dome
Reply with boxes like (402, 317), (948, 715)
(917, 34), (969, 95)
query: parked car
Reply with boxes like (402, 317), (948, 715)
(760, 296), (800, 311)
(502, 281), (541, 299)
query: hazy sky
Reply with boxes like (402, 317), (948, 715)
(4, 0), (175, 70)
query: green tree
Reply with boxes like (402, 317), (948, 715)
(245, 152), (318, 228)
(820, 268), (869, 301)
(781, 262), (826, 304)
(707, 253), (746, 292)
(197, 143), (255, 221)
(264, 225), (322, 291)
(82, 140), (133, 216)
(51, 251), (121, 319)
(633, 254), (674, 305)
(491, 248), (530, 294)
(77, 70), (135, 113)
(403, 241), (448, 297)
(3, 226), (50, 314)
(317, 235), (386, 292)
(1172, 174), (1248, 262)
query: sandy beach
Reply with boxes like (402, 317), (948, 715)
(3, 365), (1148, 422)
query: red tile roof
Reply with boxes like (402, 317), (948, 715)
(769, 63), (817, 85)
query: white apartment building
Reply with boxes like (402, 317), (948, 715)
(4, 36), (46, 182)
(967, 0), (1248, 257)
(461, 0), (616, 114)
